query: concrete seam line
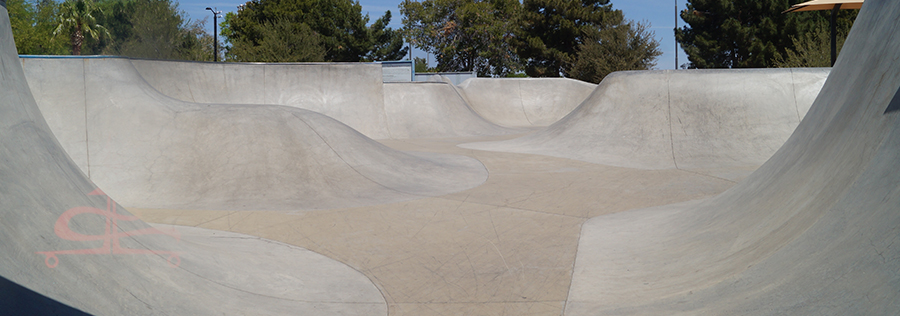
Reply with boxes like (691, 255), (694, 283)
(561, 218), (586, 316)
(667, 70), (678, 169)
(790, 68), (802, 122)
(263, 64), (267, 104)
(83, 58), (90, 179)
(519, 79), (533, 125)
(381, 82), (397, 139)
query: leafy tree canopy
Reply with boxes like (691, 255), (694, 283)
(8, 0), (214, 60)
(8, 0), (68, 54)
(516, 0), (622, 77)
(401, 0), (521, 76)
(54, 0), (109, 55)
(676, 0), (857, 68)
(367, 11), (407, 61)
(107, 0), (211, 60)
(223, 0), (407, 62)
(228, 17), (324, 62)
(774, 9), (857, 67)
(401, 0), (661, 81)
(572, 19), (661, 83)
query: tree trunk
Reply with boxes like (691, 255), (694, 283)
(72, 24), (84, 55)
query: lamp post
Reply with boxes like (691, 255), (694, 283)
(206, 7), (221, 62)
(675, 0), (678, 69)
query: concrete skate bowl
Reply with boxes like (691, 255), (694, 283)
(129, 59), (520, 139)
(566, 0), (900, 314)
(383, 82), (514, 138)
(3, 0), (899, 315)
(0, 6), (386, 315)
(456, 77), (596, 127)
(462, 67), (830, 181)
(19, 56), (488, 211)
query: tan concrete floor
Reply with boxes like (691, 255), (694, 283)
(130, 134), (737, 315)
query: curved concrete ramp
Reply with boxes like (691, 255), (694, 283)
(462, 68), (829, 179)
(21, 57), (488, 210)
(131, 59), (520, 140)
(383, 82), (517, 138)
(130, 59), (395, 139)
(0, 7), (385, 314)
(457, 78), (596, 127)
(567, 0), (900, 314)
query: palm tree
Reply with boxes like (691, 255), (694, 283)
(53, 0), (108, 55)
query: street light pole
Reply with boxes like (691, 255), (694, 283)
(675, 0), (678, 69)
(206, 7), (221, 62)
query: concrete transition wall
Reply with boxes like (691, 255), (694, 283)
(21, 57), (488, 211)
(462, 68), (830, 179)
(0, 7), (388, 315)
(383, 82), (515, 138)
(457, 78), (596, 127)
(131, 59), (526, 139)
(567, 0), (900, 314)
(130, 60), (394, 139)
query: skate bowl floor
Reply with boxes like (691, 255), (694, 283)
(3, 0), (900, 315)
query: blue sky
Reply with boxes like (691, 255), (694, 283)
(180, 0), (691, 70)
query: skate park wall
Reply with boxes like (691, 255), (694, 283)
(457, 78), (597, 127)
(462, 68), (830, 179)
(382, 82), (516, 138)
(130, 59), (394, 139)
(567, 0), (900, 313)
(0, 6), (388, 314)
(19, 56), (488, 211)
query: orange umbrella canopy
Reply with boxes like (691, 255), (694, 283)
(784, 0), (863, 13)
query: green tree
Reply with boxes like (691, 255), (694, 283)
(224, 0), (405, 62)
(9, 0), (40, 53)
(516, 0), (621, 77)
(366, 11), (407, 61)
(8, 0), (67, 54)
(229, 17), (325, 62)
(112, 0), (210, 60)
(414, 56), (436, 72)
(400, 0), (521, 76)
(774, 9), (857, 67)
(676, 0), (806, 68)
(53, 0), (108, 55)
(571, 19), (661, 83)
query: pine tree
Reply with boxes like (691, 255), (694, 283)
(676, 0), (803, 68)
(516, 0), (621, 77)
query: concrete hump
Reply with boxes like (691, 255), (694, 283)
(457, 77), (596, 127)
(567, 0), (900, 314)
(21, 56), (488, 211)
(0, 6), (386, 315)
(130, 59), (395, 139)
(132, 59), (521, 140)
(383, 82), (520, 138)
(461, 68), (830, 180)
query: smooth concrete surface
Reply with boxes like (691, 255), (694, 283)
(131, 137), (735, 315)
(383, 82), (518, 138)
(0, 6), (385, 314)
(131, 59), (524, 140)
(5, 0), (899, 314)
(21, 57), (489, 210)
(131, 59), (395, 139)
(457, 78), (596, 127)
(567, 0), (900, 314)
(461, 68), (830, 181)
